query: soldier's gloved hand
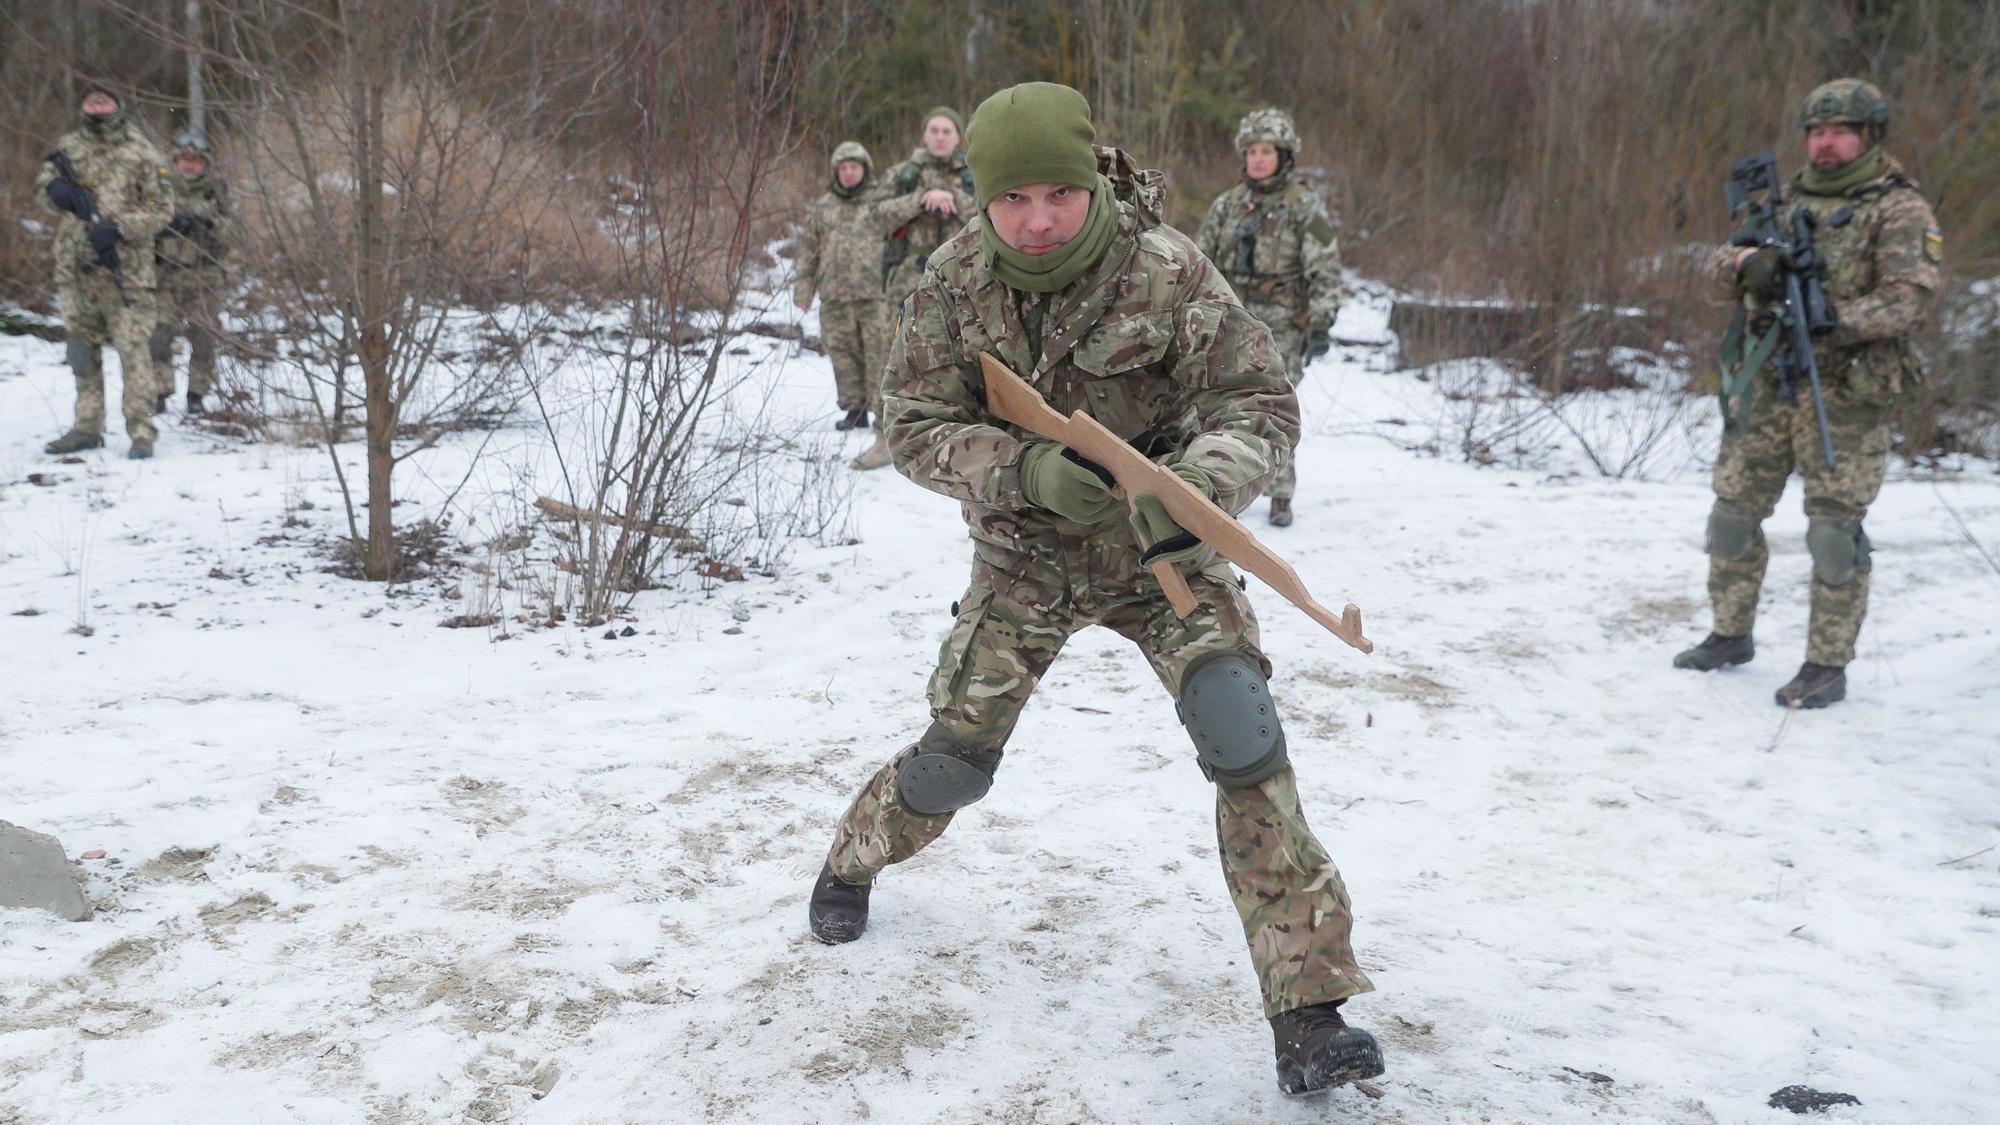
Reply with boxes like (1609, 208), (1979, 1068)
(45, 178), (87, 217)
(167, 211), (202, 238)
(1020, 442), (1121, 524)
(86, 220), (122, 255)
(1737, 247), (1786, 302)
(1128, 464), (1216, 571)
(1306, 327), (1332, 360)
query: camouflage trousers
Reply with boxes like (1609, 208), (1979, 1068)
(821, 298), (894, 422)
(825, 542), (1375, 1017)
(60, 272), (159, 443)
(1246, 299), (1306, 502)
(150, 267), (222, 398)
(1707, 377), (1890, 666)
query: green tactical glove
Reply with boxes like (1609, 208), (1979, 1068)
(1737, 247), (1786, 303)
(1020, 442), (1122, 525)
(1128, 463), (1216, 570)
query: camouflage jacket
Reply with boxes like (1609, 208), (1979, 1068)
(156, 170), (231, 272)
(794, 185), (928, 306)
(879, 147), (977, 302)
(883, 147), (1298, 569)
(33, 122), (172, 290)
(1709, 157), (1943, 403)
(1194, 176), (1342, 332)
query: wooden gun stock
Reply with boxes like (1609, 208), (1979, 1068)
(978, 352), (1372, 654)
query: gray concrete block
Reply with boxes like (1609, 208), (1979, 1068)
(0, 819), (93, 921)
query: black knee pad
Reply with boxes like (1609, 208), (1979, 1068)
(1806, 517), (1869, 587)
(65, 338), (97, 375)
(1706, 501), (1760, 561)
(1176, 651), (1288, 790)
(895, 723), (1001, 815)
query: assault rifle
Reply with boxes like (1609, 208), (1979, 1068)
(43, 150), (127, 295)
(1725, 151), (1837, 471)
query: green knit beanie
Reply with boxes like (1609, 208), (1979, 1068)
(966, 83), (1098, 209)
(922, 105), (965, 136)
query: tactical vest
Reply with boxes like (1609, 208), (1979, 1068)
(1224, 180), (1334, 307)
(1717, 173), (1926, 431)
(884, 159), (978, 278)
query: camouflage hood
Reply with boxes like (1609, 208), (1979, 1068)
(1094, 145), (1165, 230)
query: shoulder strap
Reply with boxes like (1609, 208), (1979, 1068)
(1281, 181), (1337, 243)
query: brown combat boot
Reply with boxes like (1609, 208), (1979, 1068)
(128, 436), (154, 460)
(1270, 1000), (1385, 1096)
(1268, 498), (1293, 527)
(808, 862), (871, 944)
(44, 430), (104, 455)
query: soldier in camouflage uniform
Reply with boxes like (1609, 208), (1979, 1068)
(848, 107), (979, 471)
(34, 85), (172, 459)
(1195, 109), (1342, 527)
(1675, 80), (1943, 708)
(807, 83), (1384, 1096)
(794, 141), (929, 432)
(151, 130), (231, 417)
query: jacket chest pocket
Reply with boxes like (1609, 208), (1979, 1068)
(1811, 222), (1864, 296)
(1061, 311), (1176, 437)
(1253, 208), (1293, 272)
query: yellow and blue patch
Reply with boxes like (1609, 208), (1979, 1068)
(1923, 227), (1944, 265)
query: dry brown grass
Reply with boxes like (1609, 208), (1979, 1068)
(228, 80), (623, 306)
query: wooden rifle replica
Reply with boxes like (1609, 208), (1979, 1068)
(978, 352), (1372, 655)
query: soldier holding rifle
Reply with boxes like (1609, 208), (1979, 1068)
(1676, 80), (1944, 708)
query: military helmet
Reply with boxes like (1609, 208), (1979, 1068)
(1799, 78), (1889, 140)
(829, 139), (872, 176)
(172, 129), (212, 157)
(1234, 108), (1301, 156)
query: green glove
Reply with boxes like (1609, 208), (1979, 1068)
(1020, 442), (1121, 525)
(1128, 463), (1216, 570)
(1738, 247), (1786, 303)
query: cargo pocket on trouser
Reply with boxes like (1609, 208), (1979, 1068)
(928, 588), (997, 718)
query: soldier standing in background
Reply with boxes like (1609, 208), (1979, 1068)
(34, 85), (172, 459)
(807, 82), (1385, 1097)
(151, 130), (231, 418)
(1675, 80), (1943, 708)
(794, 141), (929, 433)
(851, 106), (977, 471)
(1195, 109), (1342, 527)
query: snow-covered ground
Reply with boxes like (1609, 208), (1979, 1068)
(2, 284), (1997, 1125)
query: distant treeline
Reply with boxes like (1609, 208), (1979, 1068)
(4, 0), (1995, 450)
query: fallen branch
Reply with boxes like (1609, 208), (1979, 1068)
(535, 496), (697, 543)
(1936, 843), (1996, 867)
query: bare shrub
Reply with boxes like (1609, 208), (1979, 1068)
(529, 3), (846, 626)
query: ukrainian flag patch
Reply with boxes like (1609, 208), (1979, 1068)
(1923, 227), (1944, 264)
